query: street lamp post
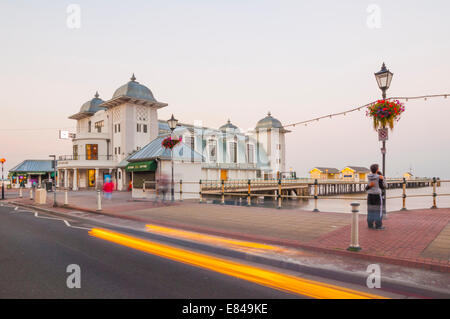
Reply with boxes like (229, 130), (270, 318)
(49, 155), (57, 207)
(0, 158), (5, 200)
(167, 114), (179, 202)
(374, 62), (394, 217)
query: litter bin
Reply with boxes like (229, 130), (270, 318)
(45, 181), (53, 192)
(35, 189), (47, 204)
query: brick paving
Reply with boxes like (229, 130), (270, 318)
(5, 189), (450, 272)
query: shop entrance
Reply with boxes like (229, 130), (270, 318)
(88, 169), (96, 187)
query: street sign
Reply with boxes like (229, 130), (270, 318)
(378, 128), (388, 141)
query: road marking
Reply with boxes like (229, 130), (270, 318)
(89, 228), (387, 299)
(5, 205), (90, 230)
(146, 224), (285, 252)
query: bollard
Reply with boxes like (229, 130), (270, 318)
(179, 180), (183, 202)
(277, 179), (282, 209)
(401, 177), (407, 211)
(199, 180), (203, 203)
(347, 203), (361, 252)
(312, 179), (319, 212)
(19, 187), (23, 198)
(431, 177), (437, 209)
(247, 179), (251, 206)
(30, 188), (33, 200)
(221, 179), (225, 205)
(64, 188), (69, 206)
(96, 190), (102, 211)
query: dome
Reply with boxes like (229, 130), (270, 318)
(255, 112), (283, 130)
(112, 74), (156, 102)
(219, 119), (240, 133)
(79, 92), (105, 113)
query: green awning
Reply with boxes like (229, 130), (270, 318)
(125, 160), (157, 172)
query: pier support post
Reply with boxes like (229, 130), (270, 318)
(19, 187), (23, 198)
(347, 202), (361, 252)
(30, 188), (33, 200)
(313, 179), (319, 212)
(431, 177), (437, 209)
(64, 188), (68, 206)
(247, 179), (251, 206)
(221, 179), (225, 205)
(199, 180), (203, 203)
(180, 180), (183, 202)
(401, 178), (407, 211)
(96, 190), (102, 211)
(277, 179), (282, 209)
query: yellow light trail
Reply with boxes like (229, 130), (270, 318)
(145, 224), (284, 252)
(89, 228), (387, 299)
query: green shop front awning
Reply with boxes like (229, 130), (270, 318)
(125, 160), (157, 172)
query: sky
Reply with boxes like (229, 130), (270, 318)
(0, 0), (449, 178)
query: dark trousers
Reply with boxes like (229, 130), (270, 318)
(367, 193), (383, 228)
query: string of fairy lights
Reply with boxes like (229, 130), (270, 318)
(0, 93), (448, 132)
(283, 93), (449, 128)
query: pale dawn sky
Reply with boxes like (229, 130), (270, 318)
(1, 0), (449, 177)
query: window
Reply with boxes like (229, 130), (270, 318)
(229, 142), (237, 163)
(73, 145), (78, 160)
(143, 124), (147, 133)
(247, 144), (254, 163)
(88, 121), (91, 133)
(94, 121), (104, 133)
(118, 147), (121, 155)
(137, 124), (141, 132)
(114, 147), (117, 155)
(118, 123), (120, 132)
(114, 123), (120, 133)
(208, 140), (217, 162)
(86, 144), (98, 160)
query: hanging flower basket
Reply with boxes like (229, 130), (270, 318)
(366, 99), (405, 130)
(162, 136), (182, 149)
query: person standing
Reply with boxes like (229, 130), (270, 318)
(103, 177), (114, 200)
(366, 164), (386, 230)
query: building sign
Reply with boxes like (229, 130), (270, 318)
(125, 161), (157, 172)
(59, 131), (76, 139)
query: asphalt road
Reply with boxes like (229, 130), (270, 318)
(0, 205), (298, 299)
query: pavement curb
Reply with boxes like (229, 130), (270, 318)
(9, 200), (450, 274)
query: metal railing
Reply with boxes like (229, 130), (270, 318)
(136, 177), (449, 211)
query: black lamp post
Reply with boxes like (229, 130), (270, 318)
(374, 62), (394, 216)
(0, 158), (5, 200)
(168, 114), (178, 202)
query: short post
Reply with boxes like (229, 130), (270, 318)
(221, 179), (225, 205)
(30, 188), (33, 200)
(64, 188), (69, 206)
(179, 179), (183, 202)
(247, 179), (251, 206)
(199, 180), (203, 203)
(96, 190), (102, 211)
(277, 179), (282, 209)
(313, 179), (319, 212)
(19, 187), (23, 198)
(347, 202), (361, 252)
(431, 177), (437, 209)
(401, 177), (407, 211)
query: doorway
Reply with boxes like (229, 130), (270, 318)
(88, 169), (96, 187)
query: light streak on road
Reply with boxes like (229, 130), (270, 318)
(89, 228), (387, 299)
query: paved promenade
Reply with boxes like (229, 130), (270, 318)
(4, 189), (450, 272)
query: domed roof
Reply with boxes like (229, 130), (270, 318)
(255, 112), (283, 130)
(79, 92), (105, 113)
(219, 119), (240, 133)
(112, 74), (156, 102)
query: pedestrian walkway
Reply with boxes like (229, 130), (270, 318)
(6, 189), (450, 272)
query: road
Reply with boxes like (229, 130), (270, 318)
(0, 204), (300, 299)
